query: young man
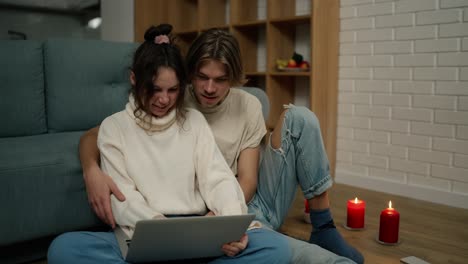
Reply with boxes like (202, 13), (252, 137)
(80, 29), (363, 264)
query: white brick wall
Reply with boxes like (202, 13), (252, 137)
(396, 25), (436, 40)
(337, 0), (468, 209)
(457, 125), (468, 139)
(463, 38), (468, 50)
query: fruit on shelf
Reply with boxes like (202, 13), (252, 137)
(276, 52), (309, 70)
(276, 59), (288, 69)
(299, 61), (309, 69)
(287, 59), (297, 68)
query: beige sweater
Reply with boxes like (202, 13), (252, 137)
(185, 88), (267, 175)
(98, 105), (247, 236)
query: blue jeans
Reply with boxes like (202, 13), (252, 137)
(47, 228), (290, 264)
(248, 106), (355, 264)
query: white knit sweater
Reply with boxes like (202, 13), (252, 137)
(98, 105), (247, 235)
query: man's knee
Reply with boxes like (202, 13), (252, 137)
(271, 106), (322, 149)
(286, 106), (321, 133)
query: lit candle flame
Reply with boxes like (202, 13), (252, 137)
(388, 200), (392, 209)
(354, 197), (358, 203)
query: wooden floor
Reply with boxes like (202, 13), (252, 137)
(30, 183), (468, 264)
(279, 183), (468, 264)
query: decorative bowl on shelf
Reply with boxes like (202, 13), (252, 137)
(277, 66), (309, 72)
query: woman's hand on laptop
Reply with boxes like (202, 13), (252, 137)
(221, 234), (248, 257)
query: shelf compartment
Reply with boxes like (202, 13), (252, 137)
(232, 24), (267, 73)
(268, 0), (311, 20)
(245, 72), (267, 76)
(174, 31), (198, 57)
(270, 71), (310, 76)
(266, 75), (296, 128)
(199, 0), (229, 29)
(267, 21), (311, 73)
(231, 20), (267, 28)
(231, 0), (265, 24)
(244, 75), (266, 91)
(134, 0), (168, 42)
(269, 0), (295, 19)
(167, 0), (198, 32)
(200, 25), (229, 31)
(174, 29), (198, 35)
(269, 15), (310, 25)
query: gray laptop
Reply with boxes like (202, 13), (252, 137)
(115, 214), (256, 263)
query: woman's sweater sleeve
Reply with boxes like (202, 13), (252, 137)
(98, 116), (164, 228)
(193, 114), (248, 216)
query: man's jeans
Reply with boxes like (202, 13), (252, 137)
(248, 105), (355, 264)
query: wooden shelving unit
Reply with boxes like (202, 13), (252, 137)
(134, 0), (339, 176)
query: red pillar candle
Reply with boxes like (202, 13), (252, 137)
(379, 201), (400, 243)
(346, 197), (365, 229)
(303, 199), (311, 223)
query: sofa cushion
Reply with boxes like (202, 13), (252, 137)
(0, 40), (47, 137)
(0, 132), (103, 245)
(45, 39), (137, 132)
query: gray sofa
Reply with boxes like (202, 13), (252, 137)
(0, 39), (137, 263)
(0, 38), (269, 263)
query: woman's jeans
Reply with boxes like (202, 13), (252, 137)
(47, 228), (291, 264)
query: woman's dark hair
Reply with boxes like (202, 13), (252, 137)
(131, 24), (187, 122)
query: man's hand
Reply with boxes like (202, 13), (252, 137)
(84, 166), (125, 229)
(222, 234), (248, 257)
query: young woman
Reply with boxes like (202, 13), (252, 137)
(47, 24), (290, 264)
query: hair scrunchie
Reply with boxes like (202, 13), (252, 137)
(154, 35), (169, 44)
